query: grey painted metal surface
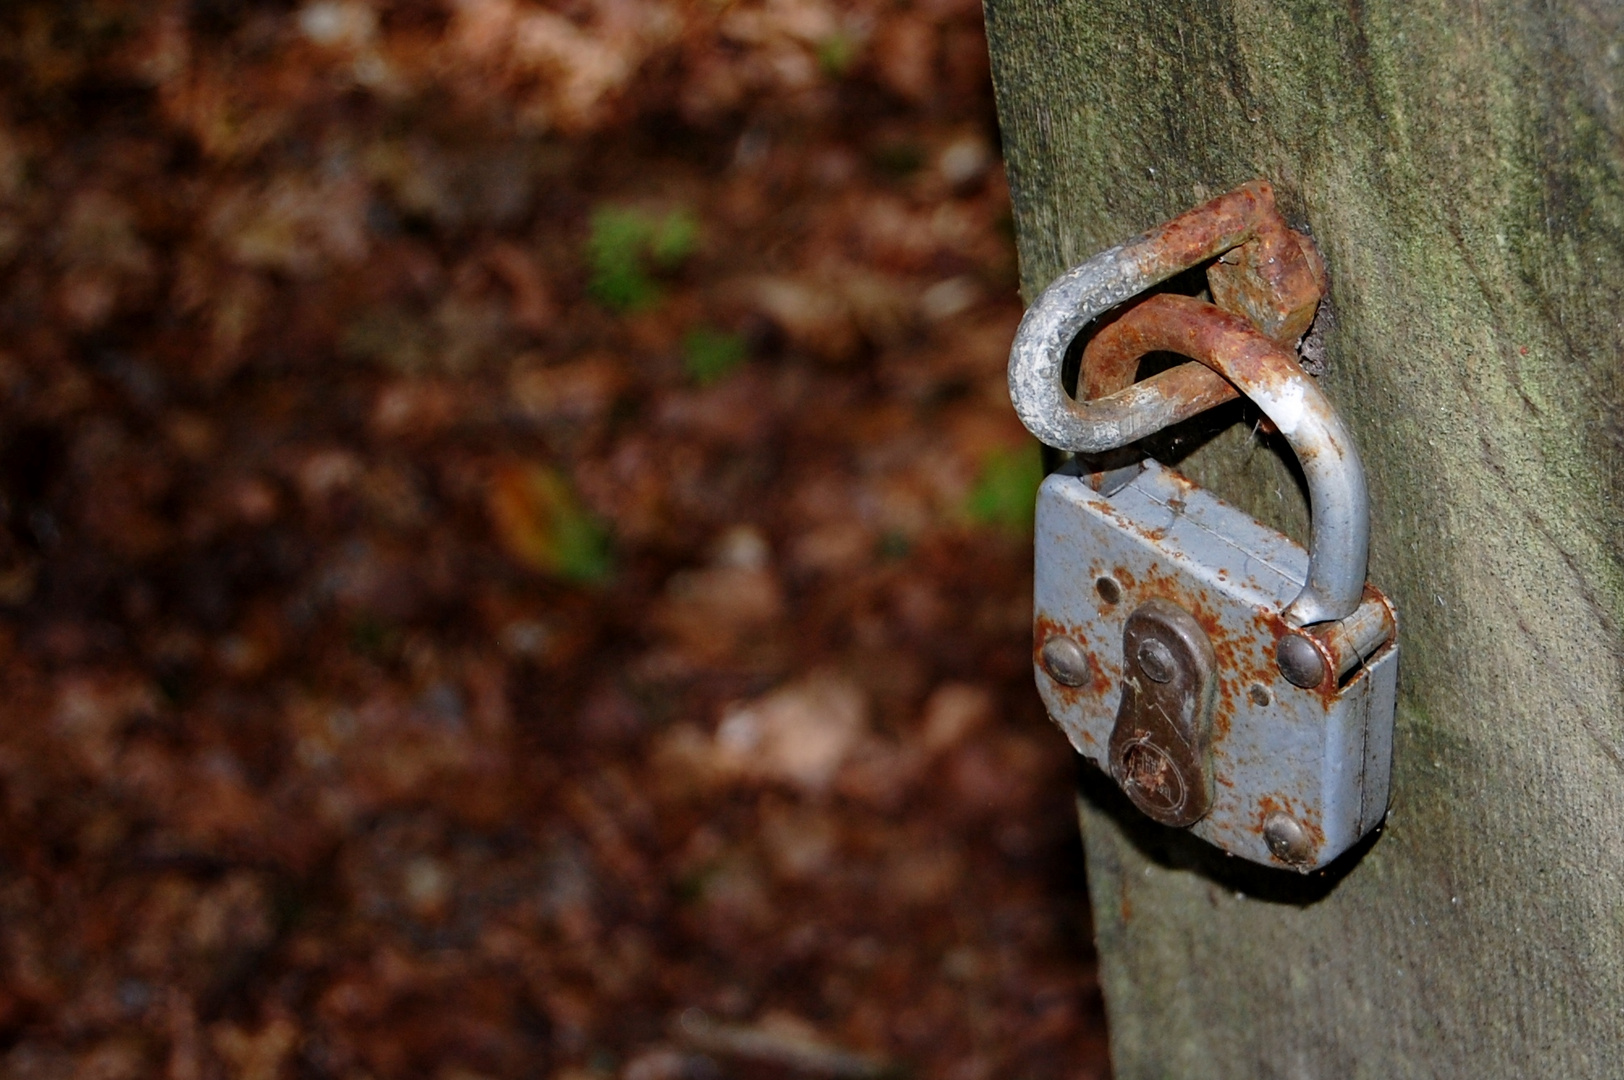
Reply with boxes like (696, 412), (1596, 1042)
(1033, 460), (1397, 869)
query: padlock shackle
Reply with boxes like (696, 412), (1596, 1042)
(1080, 293), (1370, 626)
(1006, 230), (1237, 450)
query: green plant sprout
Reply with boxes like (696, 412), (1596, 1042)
(587, 206), (700, 311)
(817, 32), (857, 77)
(965, 441), (1044, 534)
(681, 326), (748, 386)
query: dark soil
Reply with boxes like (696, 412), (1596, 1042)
(0, 3), (1107, 1078)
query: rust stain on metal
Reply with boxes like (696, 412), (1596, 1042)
(1079, 179), (1326, 410)
(1031, 613), (1074, 698)
(1074, 285), (1377, 631)
(1033, 614), (1113, 701)
(1205, 212), (1326, 346)
(1087, 651), (1110, 698)
(1081, 293), (1332, 423)
(1100, 558), (1263, 743)
(1032, 612), (1065, 652)
(1255, 795), (1326, 849)
(1256, 583), (1395, 704)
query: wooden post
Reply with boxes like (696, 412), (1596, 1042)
(984, 1), (1624, 1074)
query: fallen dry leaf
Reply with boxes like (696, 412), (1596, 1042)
(714, 671), (869, 792)
(487, 461), (613, 582)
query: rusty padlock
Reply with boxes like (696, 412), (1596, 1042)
(1008, 182), (1398, 871)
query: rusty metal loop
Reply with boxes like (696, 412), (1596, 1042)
(1081, 293), (1369, 626)
(1006, 180), (1319, 454)
(1006, 240), (1230, 455)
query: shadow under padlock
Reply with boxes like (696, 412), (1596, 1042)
(1008, 180), (1399, 874)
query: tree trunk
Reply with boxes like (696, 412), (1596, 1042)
(983, 1), (1624, 1075)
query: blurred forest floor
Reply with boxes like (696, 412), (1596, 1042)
(0, 2), (1107, 1078)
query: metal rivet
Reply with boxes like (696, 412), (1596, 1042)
(1248, 683), (1271, 707)
(1136, 638), (1176, 683)
(1276, 632), (1327, 688)
(1041, 635), (1092, 687)
(1095, 576), (1122, 605)
(1263, 811), (1314, 865)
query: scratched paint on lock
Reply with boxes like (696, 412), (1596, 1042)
(1033, 459), (1398, 870)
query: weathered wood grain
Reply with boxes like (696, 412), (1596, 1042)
(983, 1), (1624, 1074)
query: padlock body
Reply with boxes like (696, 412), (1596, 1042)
(1034, 459), (1397, 870)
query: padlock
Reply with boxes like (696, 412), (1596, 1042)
(1007, 182), (1398, 871)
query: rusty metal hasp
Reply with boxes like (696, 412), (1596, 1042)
(1009, 181), (1398, 872)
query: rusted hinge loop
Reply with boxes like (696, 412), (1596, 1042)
(1007, 180), (1322, 453)
(1007, 180), (1367, 625)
